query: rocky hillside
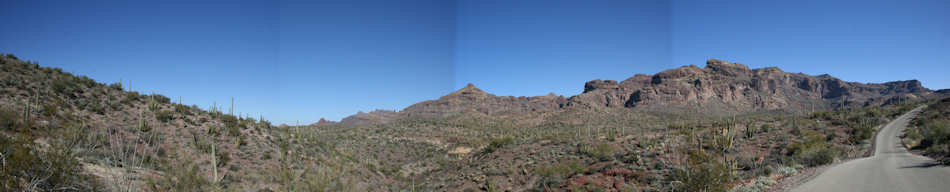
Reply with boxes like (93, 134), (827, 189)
(0, 54), (369, 191)
(904, 97), (950, 164)
(341, 83), (568, 124)
(342, 59), (940, 124)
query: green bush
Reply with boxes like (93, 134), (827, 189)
(152, 94), (171, 104)
(155, 110), (174, 123)
(220, 115), (240, 136)
(147, 157), (213, 191)
(786, 130), (838, 167)
(138, 119), (151, 132)
(122, 92), (141, 105)
(533, 160), (584, 190)
(0, 135), (102, 191)
(579, 142), (618, 161)
(88, 102), (106, 115)
(732, 176), (777, 192)
(778, 166), (798, 175)
(42, 102), (60, 117)
(52, 77), (81, 96)
(673, 149), (734, 192)
(259, 119), (272, 130)
(484, 137), (513, 153)
(175, 104), (192, 116)
(0, 108), (18, 130)
(108, 82), (122, 91)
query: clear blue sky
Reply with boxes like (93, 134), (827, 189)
(1, 0), (946, 124)
(455, 0), (671, 96)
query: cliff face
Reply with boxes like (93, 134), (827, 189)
(569, 59), (935, 112)
(340, 59), (940, 124)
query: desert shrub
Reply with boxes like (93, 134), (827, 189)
(579, 142), (618, 161)
(155, 110), (174, 123)
(220, 115), (240, 136)
(0, 108), (17, 130)
(216, 151), (231, 168)
(786, 130), (838, 167)
(147, 97), (160, 111)
(88, 102), (106, 115)
(778, 166), (797, 175)
(138, 119), (151, 132)
(259, 119), (272, 130)
(175, 104), (192, 116)
(122, 92), (140, 105)
(76, 75), (98, 88)
(108, 82), (123, 91)
(759, 123), (774, 132)
(920, 120), (949, 148)
(147, 158), (213, 191)
(52, 77), (81, 96)
(732, 176), (776, 192)
(735, 156), (757, 171)
(41, 102), (58, 117)
(152, 94), (171, 104)
(236, 135), (248, 147)
(673, 149), (735, 192)
(484, 137), (513, 153)
(905, 99), (950, 163)
(0, 135), (102, 191)
(907, 125), (925, 141)
(533, 160), (584, 190)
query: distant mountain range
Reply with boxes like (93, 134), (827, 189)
(340, 59), (946, 125)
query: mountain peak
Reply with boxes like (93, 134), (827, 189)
(452, 83), (486, 96)
(705, 59), (751, 76)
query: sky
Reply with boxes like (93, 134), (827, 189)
(1, 0), (947, 124)
(455, 0), (671, 96)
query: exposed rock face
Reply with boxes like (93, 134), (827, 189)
(341, 59), (940, 124)
(570, 59), (936, 112)
(312, 118), (336, 126)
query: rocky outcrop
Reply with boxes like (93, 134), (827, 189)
(570, 59), (936, 112)
(311, 118), (337, 126)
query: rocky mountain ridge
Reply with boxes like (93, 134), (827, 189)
(340, 59), (943, 124)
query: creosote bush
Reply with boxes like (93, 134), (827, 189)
(533, 160), (584, 190)
(0, 135), (102, 191)
(484, 137), (513, 153)
(578, 142), (618, 161)
(155, 110), (174, 123)
(785, 130), (839, 167)
(673, 148), (734, 192)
